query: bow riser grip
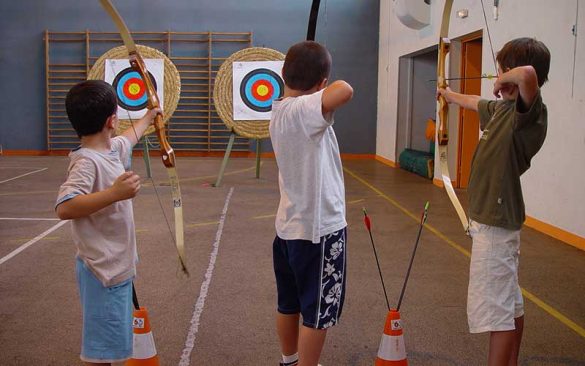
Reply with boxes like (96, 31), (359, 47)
(153, 114), (175, 168)
(437, 96), (449, 146)
(437, 37), (451, 147)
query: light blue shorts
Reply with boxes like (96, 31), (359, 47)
(76, 257), (134, 363)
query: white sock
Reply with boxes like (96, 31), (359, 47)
(282, 352), (299, 364)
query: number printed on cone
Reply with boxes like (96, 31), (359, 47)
(133, 317), (145, 329)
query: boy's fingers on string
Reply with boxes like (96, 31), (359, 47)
(118, 172), (141, 191)
(128, 176), (141, 194)
(493, 81), (502, 98)
(127, 172), (140, 181)
(127, 178), (140, 197)
(493, 85), (502, 98)
(115, 171), (133, 183)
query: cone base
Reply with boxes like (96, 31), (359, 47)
(375, 358), (408, 366)
(126, 355), (160, 366)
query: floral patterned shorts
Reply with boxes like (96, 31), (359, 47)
(273, 228), (347, 329)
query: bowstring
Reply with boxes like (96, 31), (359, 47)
(571, 0), (579, 98)
(480, 0), (499, 77)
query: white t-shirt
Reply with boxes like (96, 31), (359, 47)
(56, 136), (137, 287)
(269, 89), (347, 244)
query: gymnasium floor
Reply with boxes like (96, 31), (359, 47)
(1, 156), (584, 366)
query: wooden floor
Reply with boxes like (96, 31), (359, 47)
(1, 156), (584, 366)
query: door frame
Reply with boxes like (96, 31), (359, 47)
(457, 30), (483, 188)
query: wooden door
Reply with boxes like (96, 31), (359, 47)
(457, 38), (482, 188)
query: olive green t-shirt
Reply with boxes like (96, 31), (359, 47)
(468, 92), (547, 230)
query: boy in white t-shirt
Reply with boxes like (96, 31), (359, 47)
(55, 80), (159, 365)
(269, 41), (353, 366)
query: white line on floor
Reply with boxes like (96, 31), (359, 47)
(0, 168), (48, 184)
(0, 218), (60, 221)
(179, 187), (235, 366)
(0, 166), (48, 170)
(0, 220), (68, 266)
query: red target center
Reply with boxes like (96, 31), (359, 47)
(123, 77), (146, 100)
(251, 80), (274, 102)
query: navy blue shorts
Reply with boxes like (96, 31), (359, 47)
(273, 228), (347, 329)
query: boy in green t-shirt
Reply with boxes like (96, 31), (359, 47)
(437, 37), (550, 366)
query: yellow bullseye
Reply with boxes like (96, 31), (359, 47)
(128, 83), (141, 95)
(256, 85), (269, 97)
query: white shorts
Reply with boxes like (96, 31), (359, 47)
(467, 220), (524, 333)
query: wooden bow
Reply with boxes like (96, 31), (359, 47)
(99, 0), (188, 274)
(436, 0), (469, 232)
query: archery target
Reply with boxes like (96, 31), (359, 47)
(105, 58), (164, 120)
(240, 69), (283, 112)
(112, 67), (157, 111)
(232, 61), (284, 120)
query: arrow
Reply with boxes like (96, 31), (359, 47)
(396, 201), (430, 311)
(429, 74), (496, 82)
(363, 208), (391, 311)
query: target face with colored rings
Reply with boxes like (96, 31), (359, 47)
(239, 68), (284, 112)
(112, 67), (158, 111)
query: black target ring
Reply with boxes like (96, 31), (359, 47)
(112, 67), (158, 111)
(239, 68), (284, 113)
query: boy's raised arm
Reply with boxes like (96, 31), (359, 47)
(120, 108), (161, 146)
(322, 80), (353, 115)
(493, 65), (539, 111)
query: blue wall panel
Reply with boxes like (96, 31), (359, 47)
(0, 0), (379, 153)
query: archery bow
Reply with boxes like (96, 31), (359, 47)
(99, 0), (188, 274)
(436, 0), (499, 233)
(436, 0), (469, 232)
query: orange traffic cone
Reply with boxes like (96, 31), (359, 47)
(126, 307), (160, 366)
(375, 309), (407, 365)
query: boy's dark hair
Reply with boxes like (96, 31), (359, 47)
(65, 80), (117, 137)
(497, 37), (551, 87)
(282, 41), (331, 91)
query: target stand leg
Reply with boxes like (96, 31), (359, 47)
(142, 136), (152, 179)
(213, 132), (236, 187)
(255, 139), (262, 179)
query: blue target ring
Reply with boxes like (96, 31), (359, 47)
(112, 67), (158, 111)
(239, 68), (284, 113)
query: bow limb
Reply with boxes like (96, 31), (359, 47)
(306, 0), (321, 41)
(436, 0), (469, 232)
(99, 0), (188, 274)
